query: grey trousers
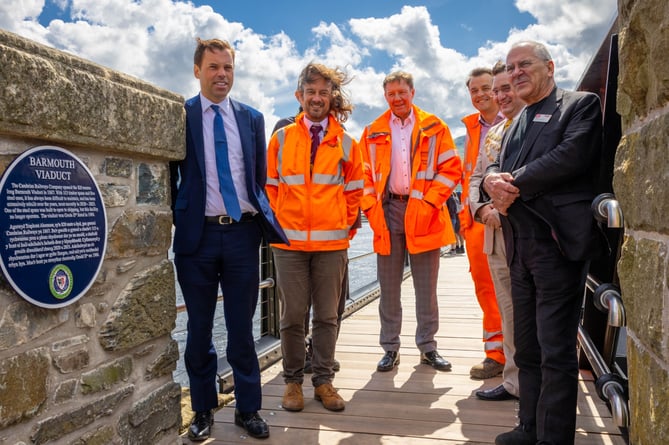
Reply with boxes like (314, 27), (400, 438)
(273, 247), (347, 387)
(377, 199), (440, 353)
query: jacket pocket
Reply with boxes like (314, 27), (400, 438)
(365, 201), (387, 235)
(410, 200), (445, 237)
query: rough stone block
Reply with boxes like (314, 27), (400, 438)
(137, 162), (169, 205)
(0, 347), (49, 428)
(75, 303), (97, 328)
(72, 425), (116, 445)
(145, 339), (179, 381)
(80, 356), (133, 394)
(106, 209), (173, 259)
(30, 385), (134, 444)
(98, 260), (176, 351)
(613, 113), (669, 233)
(52, 343), (90, 374)
(103, 157), (133, 178)
(100, 183), (131, 208)
(118, 382), (181, 445)
(617, 236), (666, 356)
(617, 0), (669, 125)
(627, 343), (669, 445)
(53, 379), (78, 405)
(0, 29), (185, 161)
(0, 300), (69, 351)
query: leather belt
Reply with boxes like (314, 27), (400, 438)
(205, 213), (256, 225)
(388, 192), (410, 201)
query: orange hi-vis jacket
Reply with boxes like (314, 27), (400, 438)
(459, 112), (482, 231)
(460, 112), (504, 362)
(266, 113), (363, 252)
(360, 106), (462, 255)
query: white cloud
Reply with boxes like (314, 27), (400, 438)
(0, 0), (617, 139)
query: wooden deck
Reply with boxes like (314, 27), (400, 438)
(192, 252), (627, 444)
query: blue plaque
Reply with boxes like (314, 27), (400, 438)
(0, 146), (107, 308)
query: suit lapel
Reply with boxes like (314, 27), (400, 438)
(510, 89), (561, 171)
(186, 96), (206, 180)
(499, 119), (518, 167)
(230, 99), (257, 196)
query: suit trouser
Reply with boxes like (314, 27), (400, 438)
(510, 236), (588, 445)
(175, 221), (263, 413)
(273, 248), (346, 387)
(463, 222), (504, 363)
(486, 227), (519, 396)
(377, 199), (440, 353)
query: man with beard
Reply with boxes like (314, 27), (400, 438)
(266, 62), (363, 413)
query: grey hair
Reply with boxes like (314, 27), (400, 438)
(511, 40), (553, 62)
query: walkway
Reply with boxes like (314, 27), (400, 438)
(190, 252), (627, 444)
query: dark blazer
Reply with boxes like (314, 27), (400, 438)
(485, 87), (603, 262)
(170, 94), (287, 255)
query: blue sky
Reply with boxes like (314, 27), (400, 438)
(1, 0), (617, 139)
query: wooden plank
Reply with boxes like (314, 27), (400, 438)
(185, 253), (626, 444)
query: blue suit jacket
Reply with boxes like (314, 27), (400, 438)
(170, 95), (287, 255)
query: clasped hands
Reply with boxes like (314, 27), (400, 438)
(483, 172), (520, 216)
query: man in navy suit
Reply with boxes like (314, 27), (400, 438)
(482, 41), (603, 445)
(170, 38), (287, 442)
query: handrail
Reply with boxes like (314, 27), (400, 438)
(349, 251), (376, 262)
(577, 326), (629, 427)
(586, 275), (625, 327)
(591, 193), (624, 228)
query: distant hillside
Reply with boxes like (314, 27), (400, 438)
(453, 135), (465, 160)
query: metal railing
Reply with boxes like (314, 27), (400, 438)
(215, 241), (387, 393)
(577, 193), (629, 429)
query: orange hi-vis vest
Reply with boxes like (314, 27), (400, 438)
(360, 106), (462, 255)
(459, 112), (483, 231)
(266, 113), (363, 252)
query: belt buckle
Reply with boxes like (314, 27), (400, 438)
(218, 215), (234, 225)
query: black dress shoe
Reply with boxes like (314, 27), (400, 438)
(495, 424), (536, 445)
(475, 384), (518, 401)
(234, 409), (270, 439)
(420, 350), (452, 371)
(376, 351), (400, 372)
(188, 410), (213, 442)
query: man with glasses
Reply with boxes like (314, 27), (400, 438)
(482, 41), (604, 445)
(469, 60), (525, 402)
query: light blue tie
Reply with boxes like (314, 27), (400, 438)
(211, 104), (242, 221)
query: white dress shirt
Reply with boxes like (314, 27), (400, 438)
(388, 110), (414, 196)
(200, 94), (255, 216)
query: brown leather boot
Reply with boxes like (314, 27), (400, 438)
(314, 383), (345, 411)
(470, 357), (504, 379)
(281, 382), (304, 412)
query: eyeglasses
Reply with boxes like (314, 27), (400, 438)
(506, 58), (545, 74)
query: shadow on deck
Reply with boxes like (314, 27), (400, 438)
(183, 252), (626, 444)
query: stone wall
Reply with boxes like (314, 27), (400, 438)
(614, 0), (669, 443)
(0, 29), (184, 444)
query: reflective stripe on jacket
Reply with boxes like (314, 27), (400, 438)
(359, 106), (462, 255)
(266, 113), (363, 252)
(459, 112), (481, 231)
